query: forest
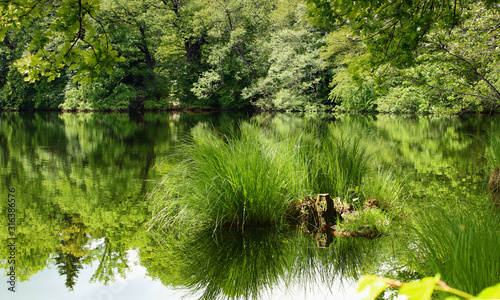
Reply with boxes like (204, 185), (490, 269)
(0, 0), (499, 113)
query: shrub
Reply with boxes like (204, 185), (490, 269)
(377, 86), (428, 114)
(329, 73), (378, 112)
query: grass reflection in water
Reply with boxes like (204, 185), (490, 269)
(146, 227), (379, 300)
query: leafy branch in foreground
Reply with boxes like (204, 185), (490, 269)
(0, 0), (123, 83)
(357, 274), (500, 300)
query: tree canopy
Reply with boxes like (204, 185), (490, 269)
(307, 0), (500, 111)
(0, 0), (122, 82)
(0, 0), (499, 113)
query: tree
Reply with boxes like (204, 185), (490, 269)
(0, 0), (123, 83)
(408, 3), (500, 107)
(152, 0), (209, 104)
(306, 0), (500, 111)
(60, 0), (171, 110)
(189, 0), (274, 108)
(242, 0), (332, 111)
(306, 0), (498, 66)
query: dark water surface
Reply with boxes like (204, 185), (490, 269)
(0, 112), (496, 300)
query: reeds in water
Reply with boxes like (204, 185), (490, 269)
(150, 120), (398, 232)
(298, 122), (370, 203)
(487, 120), (500, 205)
(411, 205), (500, 296)
(150, 122), (309, 231)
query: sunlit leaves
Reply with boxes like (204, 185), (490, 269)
(357, 274), (500, 300)
(306, 0), (500, 112)
(0, 0), (123, 83)
(358, 274), (500, 300)
(399, 275), (441, 299)
(420, 3), (500, 102)
(241, 0), (330, 111)
(357, 275), (389, 299)
(375, 2), (500, 112)
(474, 283), (500, 299)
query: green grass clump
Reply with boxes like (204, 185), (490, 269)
(486, 120), (500, 168)
(337, 208), (390, 236)
(298, 122), (370, 204)
(411, 205), (500, 296)
(486, 120), (500, 205)
(150, 120), (400, 232)
(361, 168), (406, 220)
(150, 122), (309, 231)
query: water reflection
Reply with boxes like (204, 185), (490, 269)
(0, 111), (250, 296)
(144, 228), (378, 300)
(0, 112), (498, 299)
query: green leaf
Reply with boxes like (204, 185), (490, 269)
(357, 275), (389, 300)
(68, 64), (79, 71)
(473, 283), (500, 299)
(399, 275), (440, 300)
(0, 29), (6, 42)
(444, 297), (460, 300)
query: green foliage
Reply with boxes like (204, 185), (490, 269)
(184, 0), (275, 108)
(183, 0), (331, 110)
(377, 86), (429, 114)
(107, 83), (138, 108)
(59, 75), (164, 111)
(0, 67), (67, 110)
(306, 0), (498, 67)
(0, 67), (33, 109)
(357, 274), (500, 300)
(61, 80), (111, 110)
(329, 72), (378, 112)
(242, 1), (331, 111)
(0, 30), (67, 110)
(372, 2), (500, 114)
(150, 122), (310, 231)
(2, 0), (499, 112)
(0, 0), (123, 83)
(321, 26), (378, 112)
(307, 0), (500, 113)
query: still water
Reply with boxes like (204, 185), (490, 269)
(0, 112), (494, 299)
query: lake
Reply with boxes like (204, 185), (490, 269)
(0, 111), (496, 299)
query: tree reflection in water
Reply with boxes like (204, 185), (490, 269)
(0, 112), (496, 299)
